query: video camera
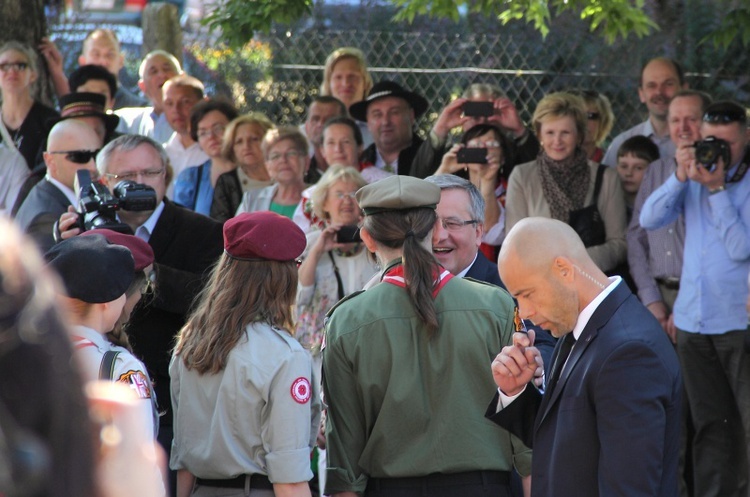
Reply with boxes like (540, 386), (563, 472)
(75, 170), (157, 234)
(694, 136), (731, 172)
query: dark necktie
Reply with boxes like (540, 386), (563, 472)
(546, 333), (576, 394)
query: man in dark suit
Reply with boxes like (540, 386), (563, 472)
(487, 217), (682, 497)
(57, 134), (222, 496)
(15, 120), (103, 253)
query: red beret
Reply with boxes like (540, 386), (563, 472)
(224, 212), (306, 261)
(81, 229), (155, 271)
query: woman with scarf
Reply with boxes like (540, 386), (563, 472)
(505, 92), (626, 273)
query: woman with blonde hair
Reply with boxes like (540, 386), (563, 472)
(573, 89), (615, 162)
(505, 91), (626, 272)
(319, 47), (373, 146)
(211, 112), (275, 222)
(0, 41), (59, 169)
(170, 211), (320, 497)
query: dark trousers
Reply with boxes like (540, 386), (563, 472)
(365, 471), (511, 497)
(677, 329), (750, 497)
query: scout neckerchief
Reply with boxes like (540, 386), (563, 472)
(381, 258), (453, 298)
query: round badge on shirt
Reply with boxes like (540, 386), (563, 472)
(291, 377), (311, 404)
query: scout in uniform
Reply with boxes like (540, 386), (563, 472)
(322, 175), (531, 496)
(170, 211), (321, 497)
(45, 234), (158, 441)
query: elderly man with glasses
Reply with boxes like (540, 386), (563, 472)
(641, 100), (750, 497)
(15, 119), (103, 253)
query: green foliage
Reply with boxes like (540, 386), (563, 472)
(701, 6), (750, 49)
(393, 0), (657, 43)
(201, 0), (314, 49)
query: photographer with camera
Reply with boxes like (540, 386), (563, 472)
(57, 134), (223, 496)
(640, 100), (750, 497)
(296, 165), (378, 365)
(15, 119), (103, 253)
(411, 83), (540, 179)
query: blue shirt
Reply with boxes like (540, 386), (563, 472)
(639, 165), (750, 334)
(174, 160), (214, 217)
(602, 120), (675, 167)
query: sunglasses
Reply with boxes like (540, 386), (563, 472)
(703, 109), (747, 125)
(587, 112), (601, 121)
(48, 149), (100, 164)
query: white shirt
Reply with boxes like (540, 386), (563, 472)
(46, 174), (78, 206)
(134, 200), (166, 243)
(163, 133), (209, 199)
(0, 144), (27, 215)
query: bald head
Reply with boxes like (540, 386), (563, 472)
(498, 218), (608, 336)
(45, 120), (102, 188)
(499, 217), (590, 273)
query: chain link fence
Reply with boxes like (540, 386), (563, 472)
(49, 16), (750, 146)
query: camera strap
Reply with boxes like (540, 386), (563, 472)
(726, 148), (750, 185)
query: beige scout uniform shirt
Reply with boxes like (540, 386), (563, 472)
(169, 321), (321, 483)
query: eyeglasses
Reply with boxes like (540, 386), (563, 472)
(104, 168), (165, 182)
(438, 217), (479, 231)
(268, 150), (304, 163)
(467, 140), (501, 148)
(0, 62), (29, 72)
(48, 149), (100, 164)
(197, 124), (226, 139)
(587, 112), (601, 121)
(333, 191), (357, 201)
(703, 109), (748, 125)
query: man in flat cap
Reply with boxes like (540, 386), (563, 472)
(323, 175), (531, 497)
(349, 80), (429, 178)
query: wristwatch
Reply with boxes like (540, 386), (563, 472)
(708, 185), (726, 195)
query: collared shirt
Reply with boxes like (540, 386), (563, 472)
(456, 253), (479, 278)
(374, 148), (398, 174)
(602, 120), (675, 167)
(627, 157), (686, 306)
(640, 164), (750, 334)
(163, 133), (209, 199)
(45, 174), (78, 206)
(115, 106), (174, 144)
(134, 200), (165, 243)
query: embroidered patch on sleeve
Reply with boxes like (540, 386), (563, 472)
(117, 370), (152, 399)
(291, 377), (311, 404)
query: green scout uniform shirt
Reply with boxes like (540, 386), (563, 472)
(322, 271), (532, 494)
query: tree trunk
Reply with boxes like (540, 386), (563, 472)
(0, 0), (55, 107)
(142, 2), (183, 65)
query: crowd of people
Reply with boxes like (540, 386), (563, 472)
(0, 28), (749, 497)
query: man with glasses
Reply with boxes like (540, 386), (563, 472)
(602, 57), (687, 166)
(641, 100), (750, 497)
(15, 119), (102, 253)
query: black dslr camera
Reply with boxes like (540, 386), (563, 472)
(75, 170), (157, 234)
(694, 136), (731, 172)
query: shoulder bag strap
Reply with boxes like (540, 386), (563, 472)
(99, 350), (121, 380)
(327, 251), (345, 301)
(593, 164), (606, 203)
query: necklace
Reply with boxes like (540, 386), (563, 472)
(334, 243), (362, 257)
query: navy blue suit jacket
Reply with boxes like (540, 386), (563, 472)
(487, 281), (682, 497)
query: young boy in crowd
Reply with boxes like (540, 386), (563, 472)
(615, 135), (660, 223)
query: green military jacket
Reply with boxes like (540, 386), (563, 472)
(322, 264), (531, 494)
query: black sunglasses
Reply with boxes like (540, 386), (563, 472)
(48, 149), (100, 164)
(703, 110), (747, 125)
(587, 112), (601, 120)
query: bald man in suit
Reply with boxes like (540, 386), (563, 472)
(487, 217), (682, 497)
